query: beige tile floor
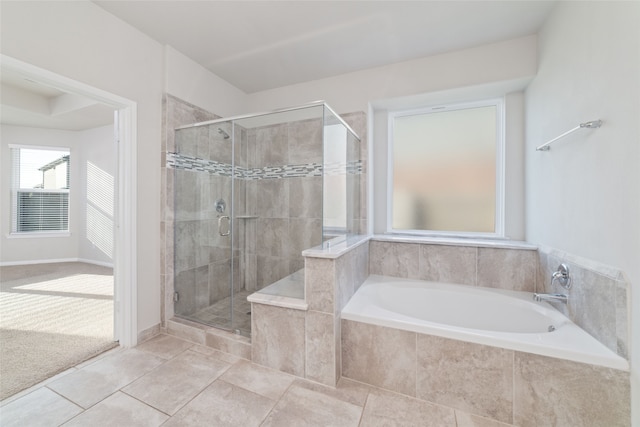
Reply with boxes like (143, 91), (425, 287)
(0, 334), (514, 427)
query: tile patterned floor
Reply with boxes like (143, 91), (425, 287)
(182, 290), (252, 337)
(0, 334), (514, 427)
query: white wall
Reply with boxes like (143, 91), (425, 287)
(78, 125), (116, 265)
(0, 125), (81, 262)
(242, 36), (537, 240)
(245, 35), (537, 114)
(1, 1), (165, 334)
(0, 124), (116, 267)
(164, 46), (247, 118)
(524, 2), (640, 422)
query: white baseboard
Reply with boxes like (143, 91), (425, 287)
(77, 258), (114, 268)
(0, 258), (114, 268)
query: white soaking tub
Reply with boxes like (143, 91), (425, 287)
(341, 275), (628, 370)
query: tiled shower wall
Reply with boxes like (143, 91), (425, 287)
(161, 95), (368, 327)
(170, 123), (240, 320)
(161, 94), (220, 325)
(243, 119), (324, 291)
(233, 111), (368, 293)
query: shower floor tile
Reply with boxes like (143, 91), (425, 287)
(188, 290), (252, 336)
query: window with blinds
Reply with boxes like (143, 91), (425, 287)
(10, 146), (70, 234)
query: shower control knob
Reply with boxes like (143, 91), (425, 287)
(215, 198), (226, 213)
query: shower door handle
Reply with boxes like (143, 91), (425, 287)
(218, 215), (231, 236)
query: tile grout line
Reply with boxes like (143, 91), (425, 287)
(356, 390), (371, 427)
(258, 375), (297, 426)
(124, 339), (237, 420)
(415, 332), (418, 399)
(475, 247), (479, 286)
(162, 362), (235, 419)
(43, 386), (86, 427)
(511, 349), (516, 425)
(118, 388), (174, 418)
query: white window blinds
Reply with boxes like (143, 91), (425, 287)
(10, 146), (70, 233)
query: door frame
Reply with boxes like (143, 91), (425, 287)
(1, 54), (138, 347)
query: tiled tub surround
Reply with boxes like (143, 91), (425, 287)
(369, 237), (631, 361)
(342, 275), (627, 369)
(340, 238), (631, 425)
(341, 320), (630, 426)
(369, 237), (539, 291)
(537, 244), (630, 359)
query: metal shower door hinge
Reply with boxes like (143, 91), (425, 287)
(173, 292), (179, 302)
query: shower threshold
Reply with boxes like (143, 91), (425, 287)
(179, 289), (253, 338)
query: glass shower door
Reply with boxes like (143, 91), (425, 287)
(173, 121), (235, 331)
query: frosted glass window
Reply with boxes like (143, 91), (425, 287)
(391, 104), (497, 233)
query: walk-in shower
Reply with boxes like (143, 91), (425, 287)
(169, 102), (362, 337)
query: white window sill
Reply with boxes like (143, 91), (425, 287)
(6, 232), (71, 239)
(372, 234), (537, 250)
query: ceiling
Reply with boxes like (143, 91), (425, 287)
(1, 1), (556, 131)
(93, 0), (557, 94)
(0, 67), (115, 131)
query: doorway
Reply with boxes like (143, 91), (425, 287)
(0, 55), (137, 398)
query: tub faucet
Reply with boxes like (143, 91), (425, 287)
(551, 263), (572, 289)
(533, 293), (568, 304)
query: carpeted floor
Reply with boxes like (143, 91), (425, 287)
(0, 262), (116, 400)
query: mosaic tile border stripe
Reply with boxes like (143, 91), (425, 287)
(167, 152), (362, 179)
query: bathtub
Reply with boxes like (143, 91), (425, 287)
(341, 275), (628, 370)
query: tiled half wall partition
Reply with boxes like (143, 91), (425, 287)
(250, 238), (370, 386)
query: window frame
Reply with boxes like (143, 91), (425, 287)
(386, 98), (505, 238)
(9, 144), (72, 237)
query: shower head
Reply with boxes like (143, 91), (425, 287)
(217, 128), (230, 139)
